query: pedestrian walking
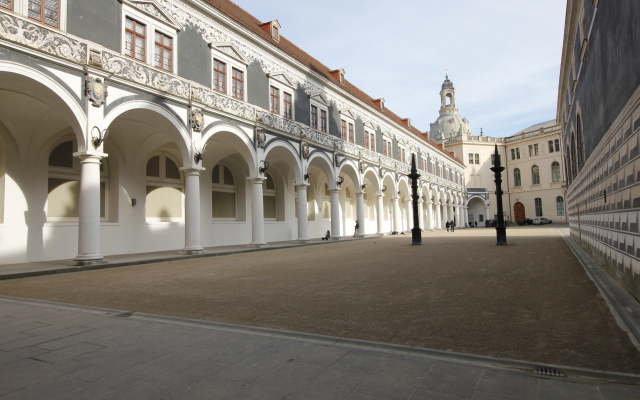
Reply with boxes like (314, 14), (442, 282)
(353, 220), (359, 237)
(450, 220), (455, 232)
(446, 221), (450, 232)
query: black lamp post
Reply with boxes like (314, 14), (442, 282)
(408, 154), (423, 245)
(490, 144), (508, 245)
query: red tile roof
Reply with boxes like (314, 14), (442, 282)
(202, 0), (462, 165)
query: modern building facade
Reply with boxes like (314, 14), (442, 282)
(558, 0), (640, 300)
(0, 0), (466, 265)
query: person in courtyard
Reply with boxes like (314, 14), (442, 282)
(446, 221), (450, 232)
(322, 230), (330, 240)
(353, 220), (359, 237)
(475, 221), (478, 227)
(450, 220), (455, 232)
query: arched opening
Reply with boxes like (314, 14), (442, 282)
(145, 151), (183, 221)
(211, 162), (237, 219)
(551, 161), (561, 182)
(468, 196), (487, 226)
(556, 196), (565, 216)
(514, 202), (525, 222)
(263, 172), (277, 220)
(513, 168), (521, 187)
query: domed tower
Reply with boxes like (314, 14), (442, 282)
(429, 74), (472, 142)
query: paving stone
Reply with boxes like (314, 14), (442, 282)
(333, 350), (389, 371)
(598, 383), (640, 400)
(223, 382), (294, 400)
(252, 361), (324, 391)
(123, 348), (214, 379)
(0, 320), (49, 336)
(168, 376), (245, 400)
(355, 356), (434, 400)
(535, 379), (601, 400)
(35, 328), (113, 350)
(345, 393), (388, 400)
(0, 375), (87, 400)
(472, 392), (528, 400)
(286, 366), (370, 400)
(0, 345), (49, 366)
(65, 349), (164, 382)
(409, 389), (467, 400)
(33, 342), (104, 363)
(0, 331), (35, 345)
(48, 372), (148, 400)
(0, 358), (89, 395)
(475, 370), (538, 399)
(215, 340), (312, 383)
(0, 326), (94, 351)
(292, 345), (350, 367)
(418, 360), (484, 398)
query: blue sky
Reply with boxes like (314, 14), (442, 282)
(230, 0), (567, 138)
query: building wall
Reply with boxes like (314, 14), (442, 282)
(558, 0), (640, 300)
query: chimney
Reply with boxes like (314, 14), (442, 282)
(330, 68), (345, 84)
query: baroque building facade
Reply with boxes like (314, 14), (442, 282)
(435, 77), (566, 225)
(0, 0), (466, 265)
(558, 0), (640, 300)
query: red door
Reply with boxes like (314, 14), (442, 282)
(514, 202), (525, 222)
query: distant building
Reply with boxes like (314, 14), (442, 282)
(557, 0), (640, 300)
(434, 77), (566, 225)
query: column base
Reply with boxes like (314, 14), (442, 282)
(247, 242), (268, 248)
(355, 234), (367, 238)
(178, 249), (207, 255)
(295, 239), (312, 244)
(71, 258), (107, 266)
(330, 236), (343, 241)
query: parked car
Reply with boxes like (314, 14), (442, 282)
(517, 218), (533, 225)
(532, 217), (552, 225)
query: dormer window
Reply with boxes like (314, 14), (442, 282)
(330, 69), (345, 84)
(373, 98), (385, 111)
(260, 20), (281, 42)
(401, 118), (411, 129)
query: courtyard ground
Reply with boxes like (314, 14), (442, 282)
(0, 226), (638, 374)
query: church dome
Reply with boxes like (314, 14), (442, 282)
(429, 74), (472, 141)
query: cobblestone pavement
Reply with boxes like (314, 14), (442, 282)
(0, 296), (639, 400)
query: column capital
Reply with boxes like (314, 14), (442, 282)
(248, 176), (266, 184)
(73, 151), (108, 162)
(295, 182), (310, 189)
(330, 188), (341, 194)
(180, 167), (205, 177)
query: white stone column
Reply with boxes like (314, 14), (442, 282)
(355, 191), (365, 237)
(330, 189), (341, 239)
(393, 197), (401, 232)
(405, 199), (412, 231)
(296, 183), (311, 243)
(418, 199), (425, 230)
(249, 177), (268, 247)
(425, 200), (433, 230)
(180, 169), (205, 254)
(436, 203), (443, 229)
(465, 206), (470, 227)
(376, 195), (384, 234)
(73, 153), (107, 264)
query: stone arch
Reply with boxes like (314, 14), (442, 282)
(104, 100), (191, 167)
(202, 123), (257, 176)
(263, 140), (303, 184)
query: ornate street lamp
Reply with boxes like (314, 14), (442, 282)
(490, 144), (508, 245)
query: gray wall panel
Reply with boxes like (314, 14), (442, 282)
(355, 118), (364, 147)
(294, 86), (309, 125)
(178, 26), (210, 87)
(67, 0), (120, 52)
(328, 103), (340, 138)
(247, 61), (268, 109)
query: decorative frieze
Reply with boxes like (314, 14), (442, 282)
(102, 50), (190, 98)
(192, 85), (256, 120)
(0, 12), (86, 64)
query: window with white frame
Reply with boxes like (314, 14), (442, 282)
(534, 197), (543, 217)
(268, 72), (295, 119)
(308, 92), (329, 133)
(210, 42), (249, 100)
(47, 139), (108, 222)
(211, 162), (237, 219)
(398, 146), (406, 164)
(122, 1), (181, 73)
(364, 130), (375, 151)
(4, 0), (67, 29)
(145, 151), (183, 221)
(339, 110), (355, 143)
(383, 137), (392, 158)
(474, 153), (479, 164)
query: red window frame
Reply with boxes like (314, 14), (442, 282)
(283, 92), (292, 119)
(270, 86), (280, 114)
(125, 17), (146, 61)
(154, 31), (172, 72)
(213, 59), (227, 93)
(232, 68), (243, 100)
(341, 120), (347, 141)
(28, 0), (60, 28)
(369, 133), (375, 152)
(0, 0), (13, 11)
(348, 123), (354, 143)
(320, 110), (327, 133)
(364, 131), (369, 150)
(311, 105), (318, 129)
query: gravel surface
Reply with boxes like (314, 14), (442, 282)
(1, 226), (638, 373)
